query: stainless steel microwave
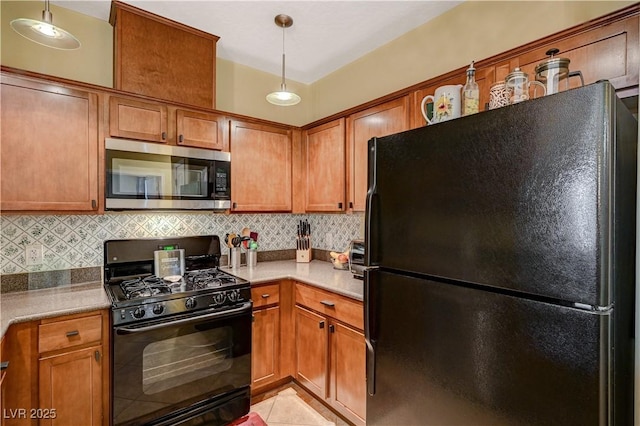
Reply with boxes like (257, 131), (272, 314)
(105, 138), (231, 210)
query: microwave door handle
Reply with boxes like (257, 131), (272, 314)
(114, 302), (252, 334)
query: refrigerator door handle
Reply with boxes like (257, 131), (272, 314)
(364, 266), (377, 396)
(365, 137), (378, 267)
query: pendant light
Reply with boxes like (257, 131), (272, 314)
(266, 14), (301, 106)
(10, 0), (80, 50)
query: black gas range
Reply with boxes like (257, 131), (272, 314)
(104, 236), (251, 426)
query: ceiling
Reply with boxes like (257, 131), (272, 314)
(53, 1), (463, 84)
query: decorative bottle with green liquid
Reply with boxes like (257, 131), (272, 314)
(462, 61), (480, 115)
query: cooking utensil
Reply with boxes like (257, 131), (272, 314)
(225, 233), (236, 248)
(241, 227), (251, 248)
(534, 48), (584, 96)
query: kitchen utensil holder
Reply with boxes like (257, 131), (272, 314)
(247, 249), (257, 268)
(296, 248), (312, 263)
(229, 247), (241, 269)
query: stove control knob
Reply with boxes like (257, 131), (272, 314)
(227, 290), (239, 302)
(213, 293), (226, 305)
(152, 304), (164, 315)
(185, 297), (197, 310)
(132, 307), (146, 319)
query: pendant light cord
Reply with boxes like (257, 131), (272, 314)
(281, 22), (286, 90)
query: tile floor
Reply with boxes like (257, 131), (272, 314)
(250, 383), (350, 426)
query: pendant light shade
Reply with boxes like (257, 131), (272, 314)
(10, 0), (80, 50)
(266, 14), (301, 106)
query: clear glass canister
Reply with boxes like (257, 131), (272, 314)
(505, 68), (545, 104)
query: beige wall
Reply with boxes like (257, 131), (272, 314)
(0, 1), (634, 126)
(1, 1), (113, 87)
(216, 58), (313, 126)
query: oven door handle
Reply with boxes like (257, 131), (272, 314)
(114, 302), (252, 334)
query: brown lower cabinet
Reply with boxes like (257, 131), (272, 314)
(294, 283), (366, 426)
(0, 310), (109, 426)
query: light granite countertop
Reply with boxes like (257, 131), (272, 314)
(0, 281), (111, 338)
(0, 260), (362, 340)
(227, 259), (363, 301)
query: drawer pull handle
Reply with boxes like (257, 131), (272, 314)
(319, 321), (325, 329)
(320, 300), (335, 307)
(66, 330), (79, 338)
(261, 294), (270, 299)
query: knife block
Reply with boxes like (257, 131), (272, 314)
(296, 248), (312, 263)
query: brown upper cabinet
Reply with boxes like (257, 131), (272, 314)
(230, 120), (292, 212)
(516, 15), (639, 98)
(346, 97), (411, 212)
(0, 74), (100, 213)
(109, 96), (228, 150)
(303, 118), (347, 212)
(111, 1), (218, 109)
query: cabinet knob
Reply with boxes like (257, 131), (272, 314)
(94, 351), (101, 362)
(232, 202), (237, 209)
(349, 202), (353, 209)
(319, 321), (325, 329)
(161, 132), (167, 140)
(91, 199), (97, 210)
(329, 324), (335, 333)
(338, 202), (343, 209)
(179, 134), (184, 143)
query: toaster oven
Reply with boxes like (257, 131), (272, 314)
(349, 239), (365, 279)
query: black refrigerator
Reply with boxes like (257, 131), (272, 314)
(364, 81), (637, 426)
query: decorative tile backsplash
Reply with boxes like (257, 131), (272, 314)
(0, 212), (363, 274)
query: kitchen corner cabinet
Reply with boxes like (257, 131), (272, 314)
(0, 75), (100, 212)
(303, 118), (346, 212)
(109, 96), (228, 150)
(38, 310), (109, 426)
(251, 283), (281, 388)
(230, 121), (292, 211)
(346, 96), (410, 212)
(294, 283), (366, 426)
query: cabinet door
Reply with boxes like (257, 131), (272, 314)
(295, 306), (328, 399)
(176, 109), (226, 151)
(517, 16), (639, 97)
(39, 346), (103, 426)
(230, 121), (292, 211)
(252, 306), (280, 387)
(0, 77), (99, 212)
(109, 96), (168, 143)
(113, 3), (217, 109)
(1, 322), (37, 426)
(347, 96), (410, 212)
(330, 322), (366, 426)
(304, 118), (346, 212)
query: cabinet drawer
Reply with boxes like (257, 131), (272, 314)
(251, 283), (280, 308)
(38, 314), (102, 353)
(295, 283), (363, 330)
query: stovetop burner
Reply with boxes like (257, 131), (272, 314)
(114, 268), (241, 302)
(120, 276), (174, 300)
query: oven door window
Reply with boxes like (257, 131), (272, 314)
(113, 311), (251, 426)
(107, 150), (213, 199)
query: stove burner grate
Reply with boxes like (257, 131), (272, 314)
(120, 276), (173, 300)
